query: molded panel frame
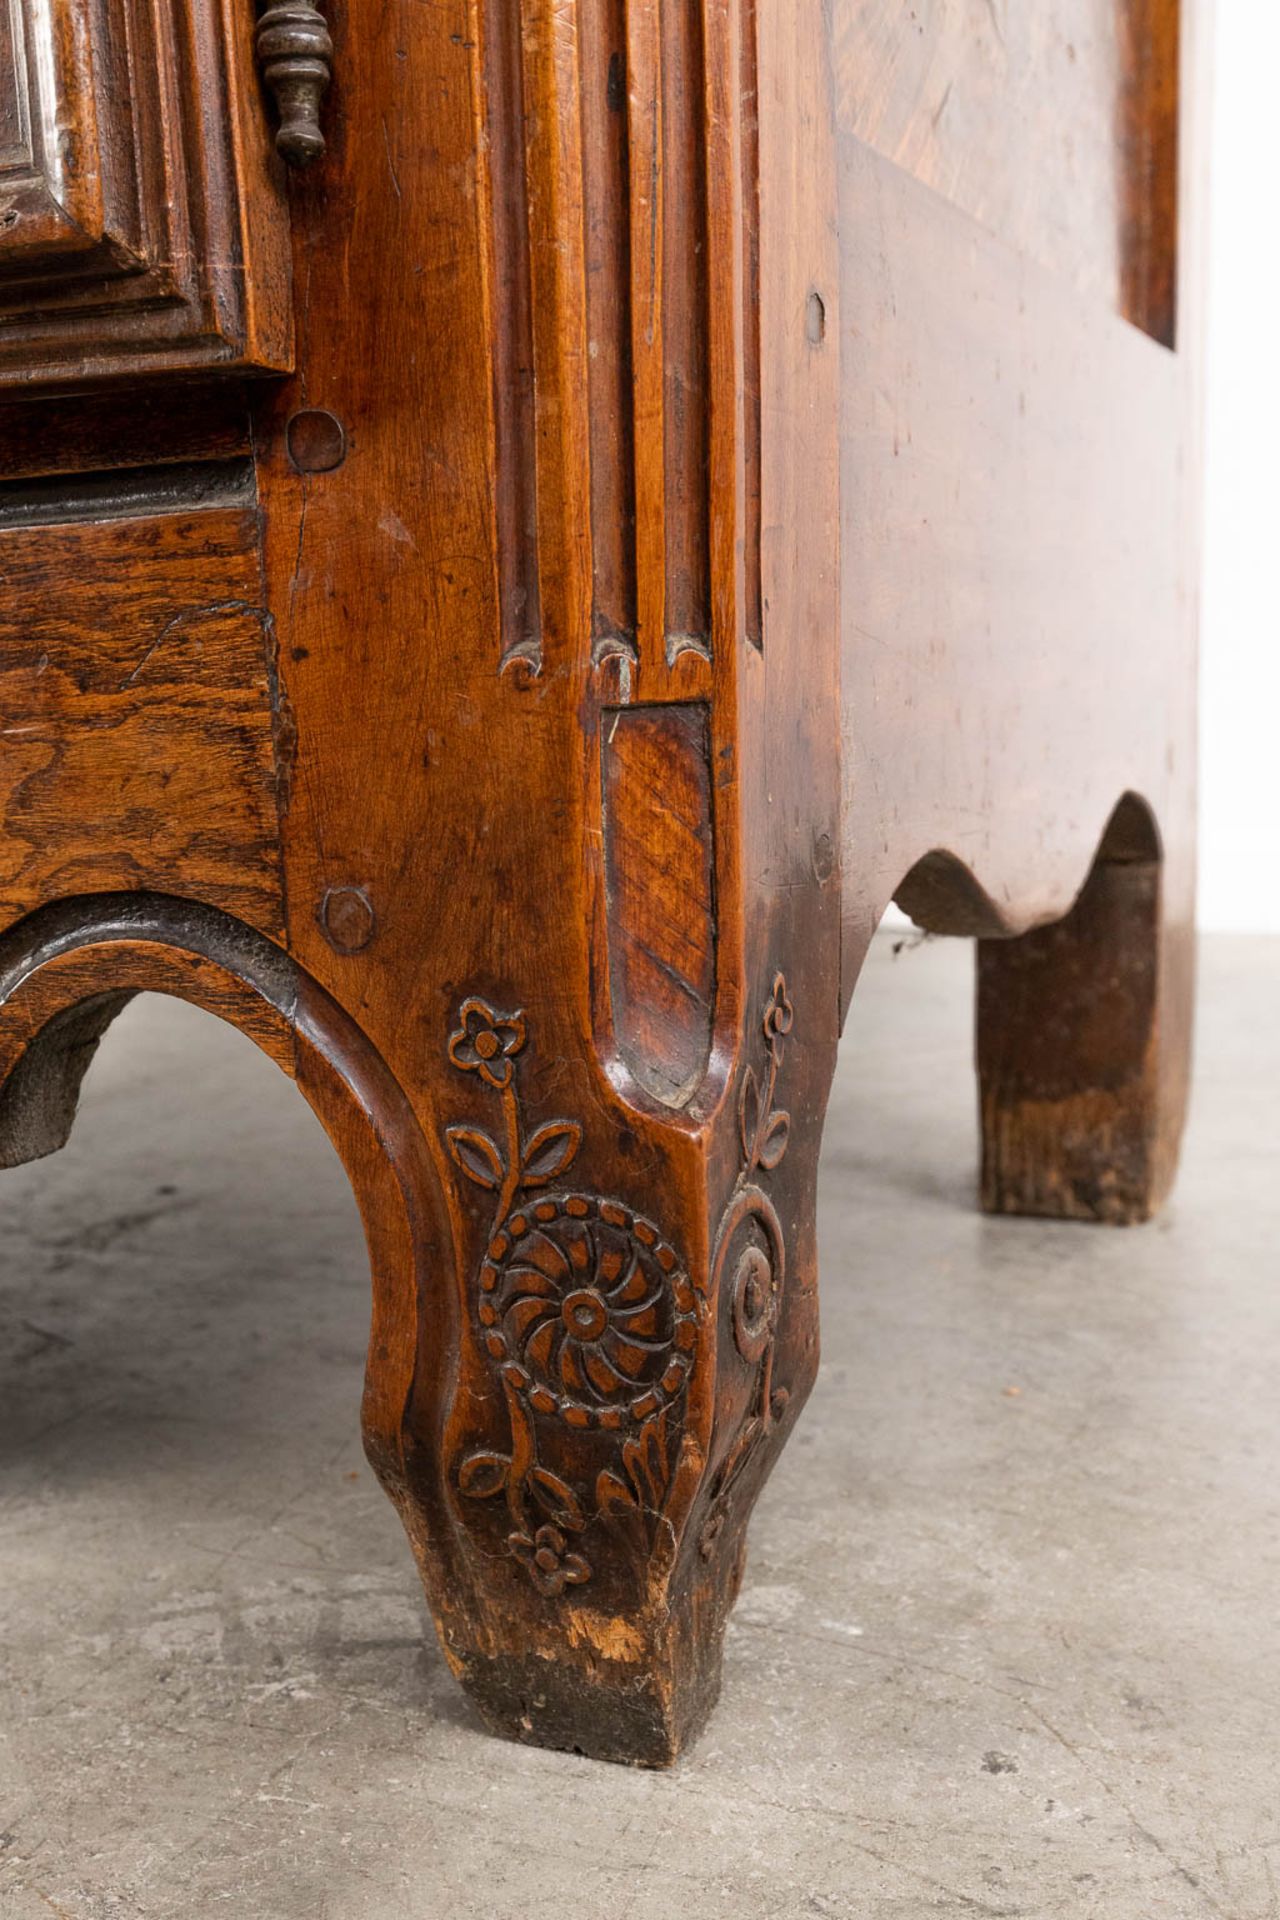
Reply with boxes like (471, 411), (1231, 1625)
(0, 0), (293, 389)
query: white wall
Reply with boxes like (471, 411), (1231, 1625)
(1199, 5), (1280, 932)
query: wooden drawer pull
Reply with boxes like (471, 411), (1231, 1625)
(256, 1), (333, 167)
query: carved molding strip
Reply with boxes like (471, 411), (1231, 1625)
(478, 0), (762, 688)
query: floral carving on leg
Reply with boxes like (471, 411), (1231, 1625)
(509, 1525), (590, 1598)
(444, 1000), (697, 1599)
(701, 973), (796, 1553)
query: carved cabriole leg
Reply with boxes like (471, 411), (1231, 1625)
(245, 0), (840, 1763)
(397, 0), (839, 1764)
(976, 796), (1195, 1225)
(420, 968), (831, 1764)
(0, 897), (833, 1772)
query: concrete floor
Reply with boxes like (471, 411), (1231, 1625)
(1, 932), (1277, 1918)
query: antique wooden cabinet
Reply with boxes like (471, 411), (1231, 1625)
(0, 0), (1205, 1764)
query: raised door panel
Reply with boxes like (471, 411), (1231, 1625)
(0, 0), (143, 273)
(0, 0), (293, 388)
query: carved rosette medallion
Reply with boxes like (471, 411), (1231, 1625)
(443, 999), (699, 1598)
(479, 1195), (696, 1430)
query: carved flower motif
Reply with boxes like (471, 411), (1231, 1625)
(509, 1524), (590, 1598)
(447, 998), (526, 1089)
(762, 973), (794, 1043)
(480, 1197), (695, 1426)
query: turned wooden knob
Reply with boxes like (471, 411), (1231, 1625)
(256, 1), (333, 168)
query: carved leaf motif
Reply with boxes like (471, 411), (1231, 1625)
(519, 1121), (582, 1188)
(758, 1109), (791, 1170)
(596, 1468), (639, 1516)
(446, 1124), (505, 1190)
(623, 1416), (670, 1510)
(718, 1414), (764, 1498)
(459, 1451), (510, 1499)
(529, 1465), (585, 1532)
(738, 1065), (761, 1167)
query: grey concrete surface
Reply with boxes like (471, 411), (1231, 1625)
(1, 932), (1277, 1919)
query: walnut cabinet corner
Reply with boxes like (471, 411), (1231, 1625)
(0, 0), (1206, 1765)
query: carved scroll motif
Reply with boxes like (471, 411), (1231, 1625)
(444, 1000), (700, 1597)
(478, 0), (762, 687)
(700, 972), (794, 1555)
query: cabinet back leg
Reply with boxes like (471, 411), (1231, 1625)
(977, 796), (1194, 1224)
